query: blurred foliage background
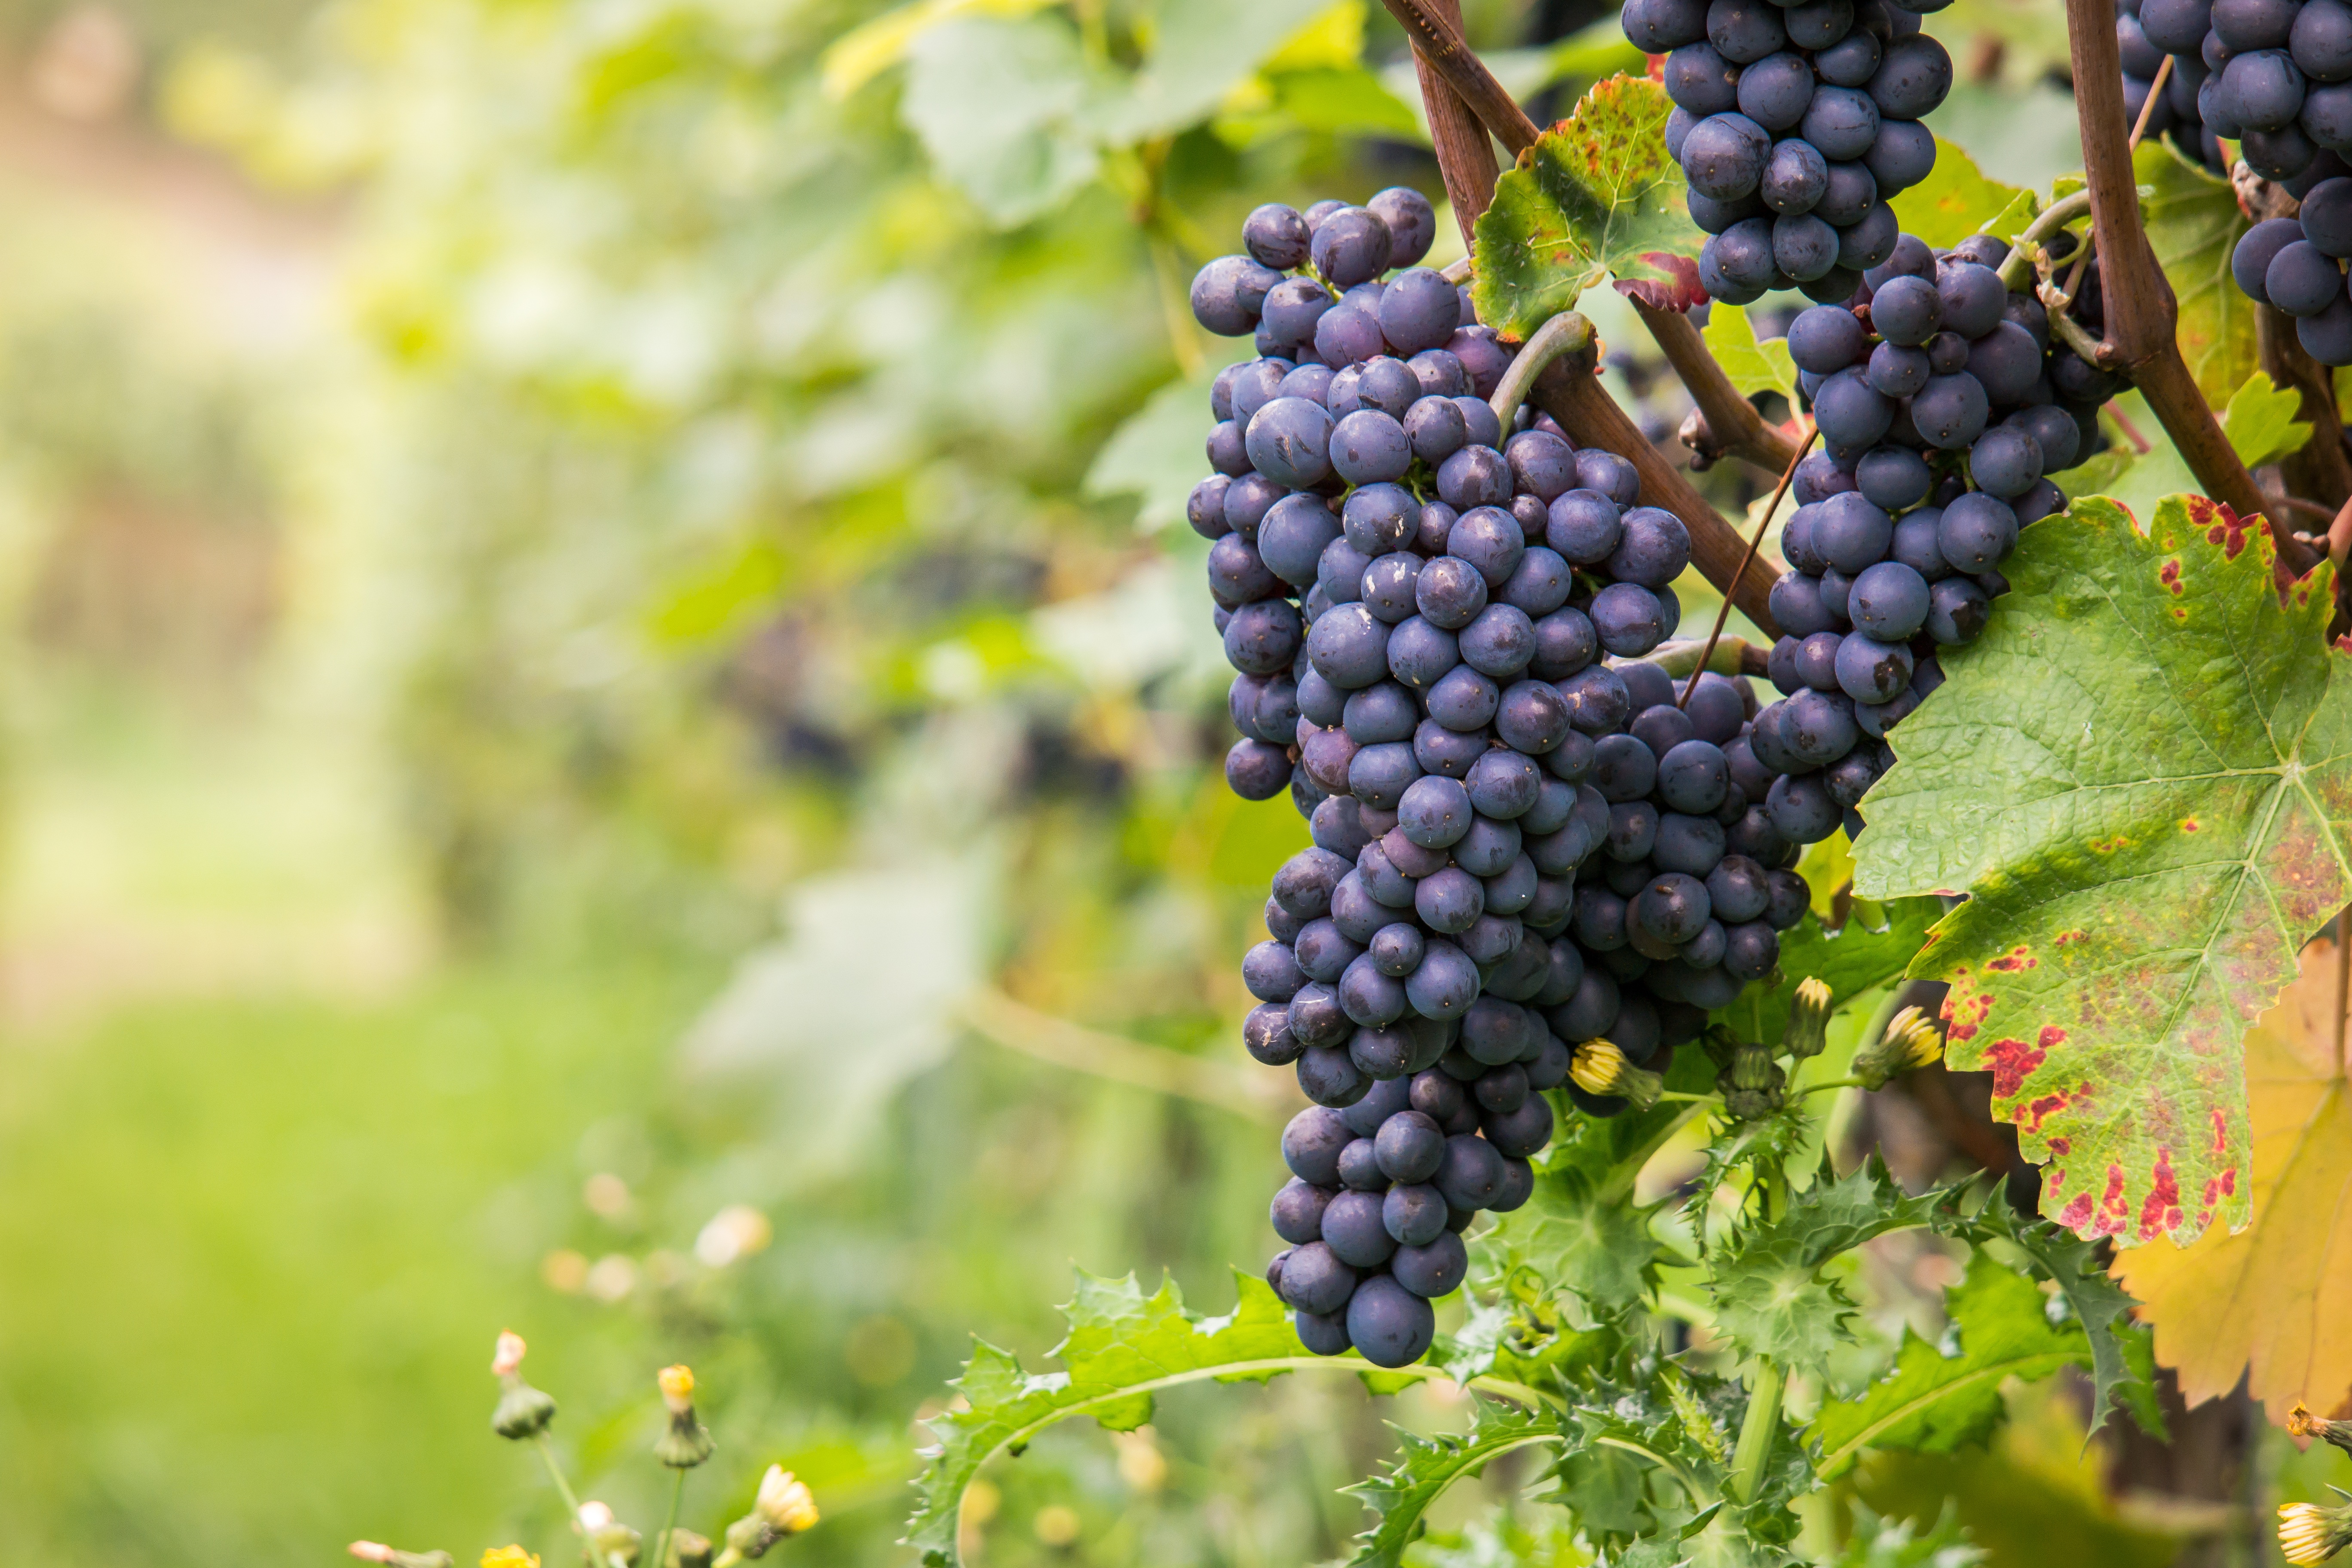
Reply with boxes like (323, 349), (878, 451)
(0, 0), (2333, 1563)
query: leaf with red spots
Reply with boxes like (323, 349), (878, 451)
(1852, 494), (2352, 1246)
(2111, 931), (2352, 1425)
(1469, 74), (1707, 341)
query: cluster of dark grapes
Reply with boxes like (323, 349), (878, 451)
(2232, 174), (2352, 362)
(1188, 192), (1812, 1369)
(2119, 0), (2352, 186)
(1627, 0), (1950, 305)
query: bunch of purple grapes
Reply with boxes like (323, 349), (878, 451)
(2119, 0), (2352, 182)
(1629, 0), (1950, 305)
(1188, 192), (1811, 1369)
(2232, 174), (2352, 362)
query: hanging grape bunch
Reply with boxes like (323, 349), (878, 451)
(2120, 0), (2352, 184)
(2232, 168), (2352, 364)
(1627, 1), (2115, 796)
(1188, 193), (1813, 1369)
(1629, 0), (1948, 304)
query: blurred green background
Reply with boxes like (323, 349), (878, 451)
(0, 0), (2330, 1563)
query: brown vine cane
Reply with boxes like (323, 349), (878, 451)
(1377, 0), (1782, 635)
(2066, 0), (2318, 573)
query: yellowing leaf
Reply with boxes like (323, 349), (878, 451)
(1700, 303), (1798, 406)
(1886, 138), (2035, 251)
(2141, 138), (2257, 410)
(2221, 371), (2313, 472)
(2110, 933), (2352, 1424)
(821, 0), (1055, 99)
(1262, 0), (1362, 72)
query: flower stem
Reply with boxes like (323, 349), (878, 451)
(655, 1467), (688, 1568)
(532, 1433), (592, 1562)
(1727, 1357), (1785, 1506)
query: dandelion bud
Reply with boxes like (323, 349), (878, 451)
(1567, 1040), (1662, 1109)
(754, 1467), (819, 1536)
(1717, 1041), (1785, 1120)
(2279, 1494), (2352, 1565)
(2290, 1404), (2352, 1457)
(664, 1529), (713, 1568)
(340, 1549), (452, 1568)
(1784, 977), (1831, 1060)
(588, 1522), (642, 1567)
(655, 1364), (714, 1469)
(481, 1550), (540, 1568)
(490, 1330), (557, 1440)
(1855, 1005), (1944, 1090)
(658, 1365), (695, 1414)
(1569, 1040), (1626, 1097)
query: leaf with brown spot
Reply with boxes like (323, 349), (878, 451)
(2110, 932), (2352, 1423)
(1852, 494), (2352, 1246)
(1470, 74), (1706, 340)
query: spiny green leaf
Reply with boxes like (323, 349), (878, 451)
(907, 1270), (1358, 1565)
(1950, 1190), (2164, 1436)
(1886, 138), (2035, 249)
(1700, 304), (1798, 405)
(2220, 370), (2313, 471)
(2142, 137), (2255, 409)
(1470, 74), (1705, 339)
(1494, 1158), (1663, 1311)
(1811, 1254), (2090, 1477)
(1345, 1402), (1572, 1568)
(1853, 496), (2350, 1245)
(1707, 1164), (1945, 1375)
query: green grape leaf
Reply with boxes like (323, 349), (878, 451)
(1084, 352), (1245, 530)
(1470, 74), (1706, 339)
(2141, 137), (2255, 409)
(1708, 1163), (1946, 1375)
(1886, 138), (2036, 249)
(1948, 1189), (2165, 1437)
(1811, 1255), (2090, 1477)
(905, 1271), (1446, 1566)
(1344, 1402), (1571, 1568)
(1700, 303), (1798, 404)
(2220, 370), (2313, 471)
(903, 15), (1106, 225)
(1853, 495), (2351, 1246)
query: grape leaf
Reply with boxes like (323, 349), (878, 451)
(1700, 303), (1799, 405)
(902, 15), (1107, 225)
(1344, 1402), (1571, 1568)
(2220, 371), (2314, 472)
(1811, 1254), (2090, 1477)
(2111, 930), (2352, 1424)
(904, 1270), (1492, 1566)
(1853, 494), (2350, 1246)
(2141, 137), (2256, 410)
(1886, 138), (2035, 250)
(1708, 1163), (1944, 1375)
(1470, 74), (1706, 340)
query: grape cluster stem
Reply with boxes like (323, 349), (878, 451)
(2066, 0), (2318, 571)
(1679, 426), (1820, 710)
